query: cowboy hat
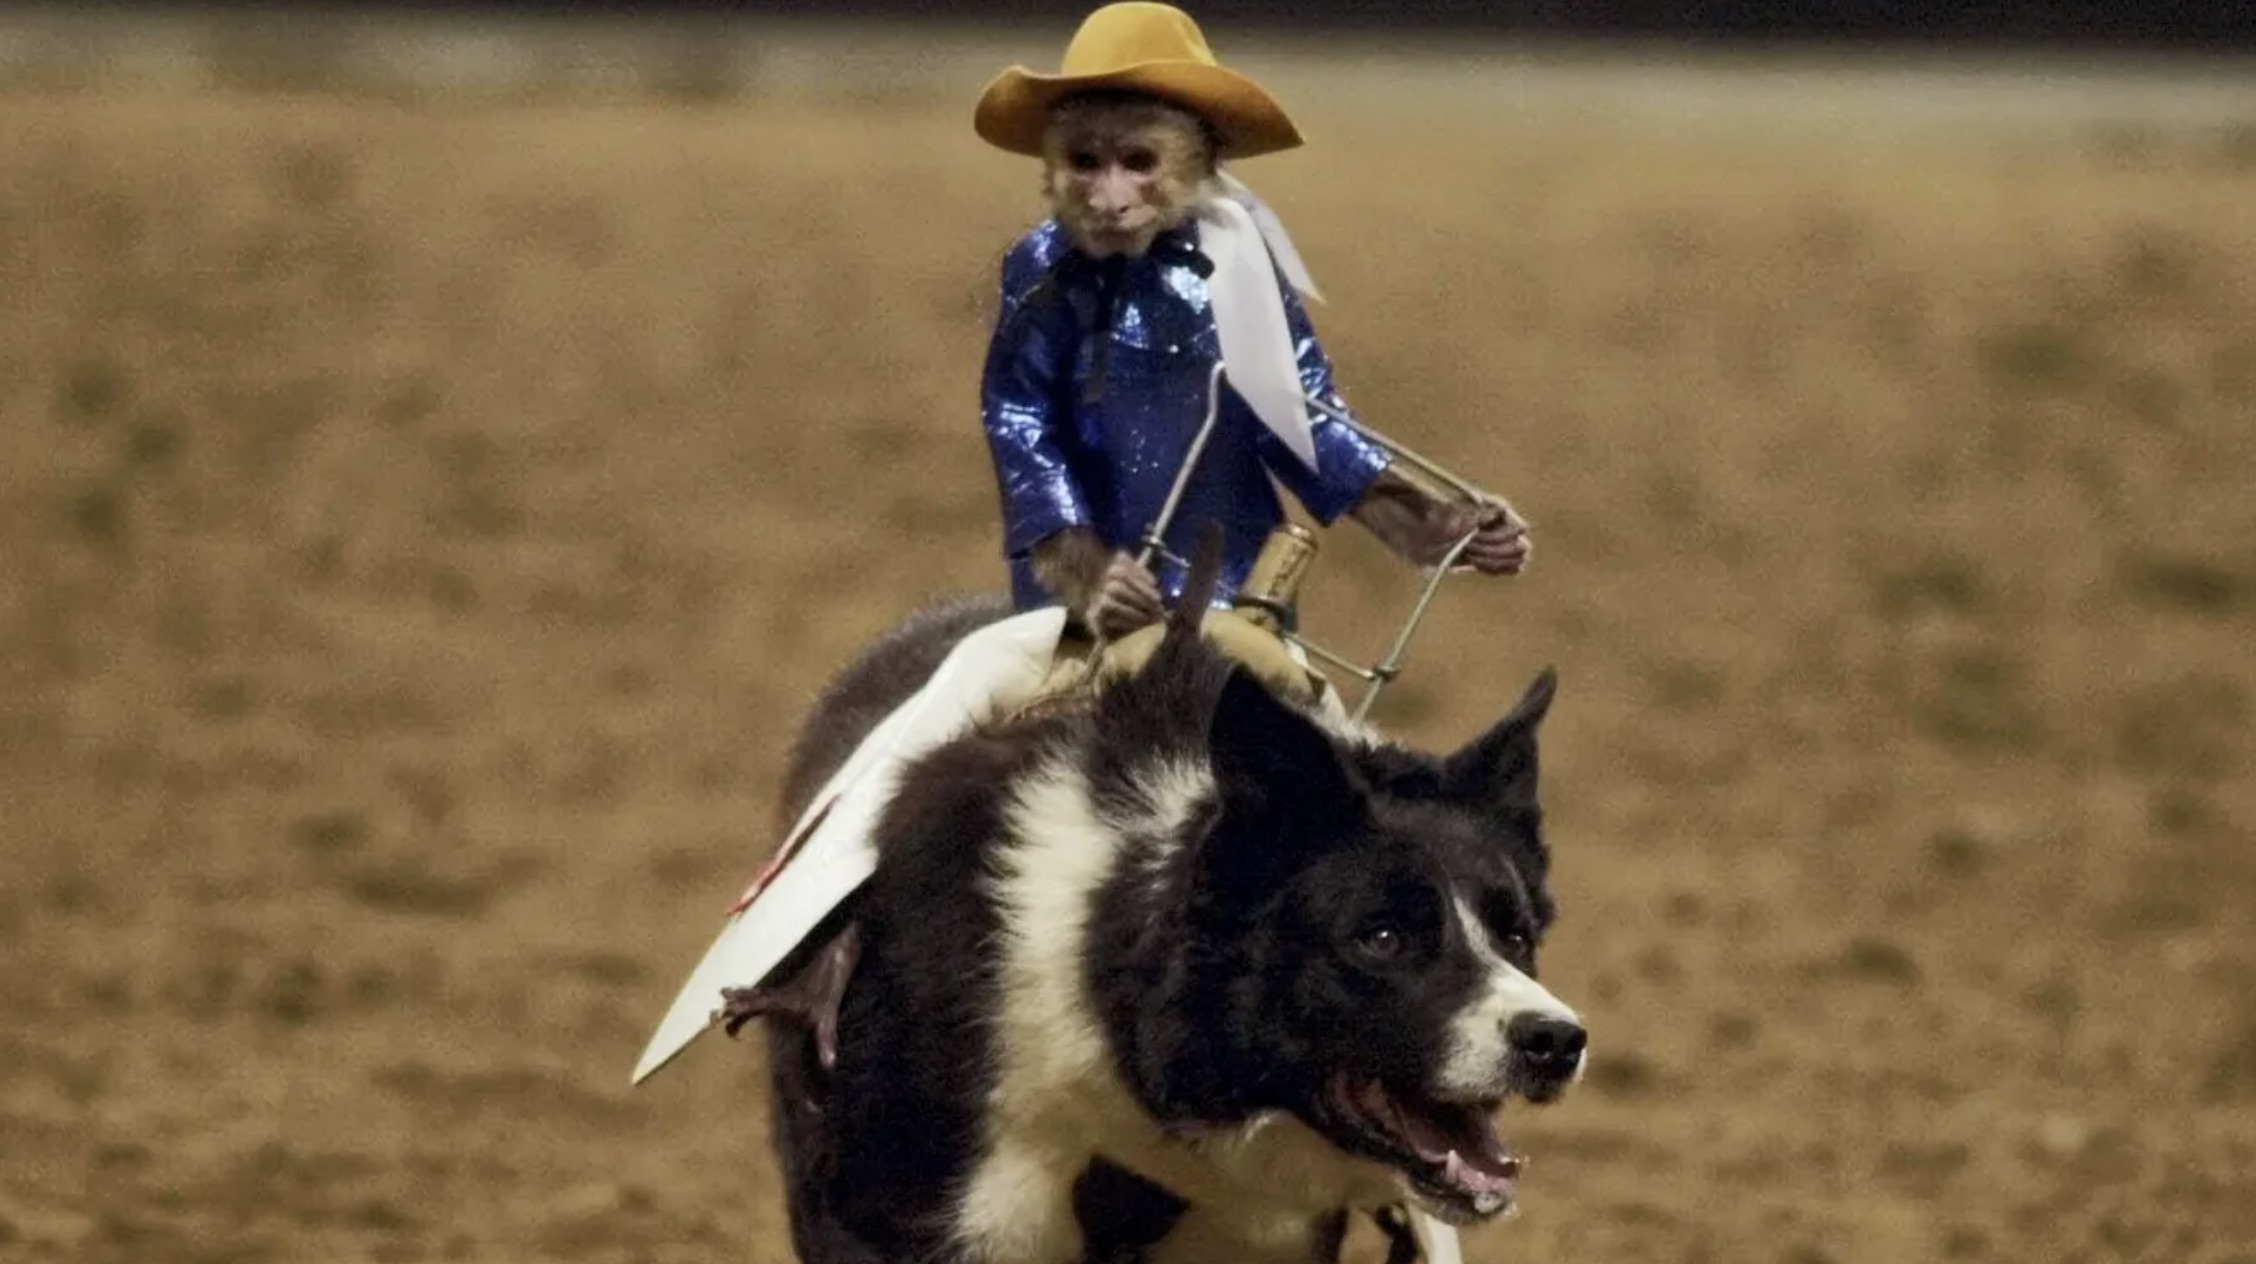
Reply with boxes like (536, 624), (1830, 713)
(973, 3), (1304, 160)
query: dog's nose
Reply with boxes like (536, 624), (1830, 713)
(1506, 1012), (1587, 1072)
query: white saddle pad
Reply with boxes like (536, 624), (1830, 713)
(630, 607), (1069, 1085)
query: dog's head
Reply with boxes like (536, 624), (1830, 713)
(1180, 661), (1583, 1223)
(1091, 526), (1584, 1224)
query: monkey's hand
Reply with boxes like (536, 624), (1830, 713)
(1031, 526), (1167, 638)
(1457, 499), (1533, 575)
(1086, 552), (1166, 637)
(1351, 472), (1532, 576)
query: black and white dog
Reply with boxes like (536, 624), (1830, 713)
(758, 540), (1585, 1264)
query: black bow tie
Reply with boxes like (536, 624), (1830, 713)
(1148, 234), (1215, 278)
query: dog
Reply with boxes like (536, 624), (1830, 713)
(756, 537), (1585, 1264)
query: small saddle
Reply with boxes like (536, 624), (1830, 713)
(1029, 521), (1340, 718)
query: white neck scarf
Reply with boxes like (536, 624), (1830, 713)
(1217, 169), (1323, 305)
(1194, 173), (1323, 472)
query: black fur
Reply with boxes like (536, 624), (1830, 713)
(1077, 628), (1560, 1142)
(1074, 1158), (1188, 1264)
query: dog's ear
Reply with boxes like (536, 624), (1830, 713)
(1166, 520), (1228, 640)
(1206, 664), (1361, 840)
(1140, 520), (1227, 682)
(1443, 667), (1556, 809)
(1132, 521), (1231, 695)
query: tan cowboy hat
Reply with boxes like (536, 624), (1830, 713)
(973, 3), (1304, 160)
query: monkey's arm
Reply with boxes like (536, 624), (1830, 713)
(982, 233), (1097, 579)
(1028, 526), (1110, 613)
(1346, 469), (1490, 568)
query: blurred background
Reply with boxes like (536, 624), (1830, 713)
(3, 4), (2253, 1263)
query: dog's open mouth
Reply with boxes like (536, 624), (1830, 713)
(1327, 1074), (1521, 1222)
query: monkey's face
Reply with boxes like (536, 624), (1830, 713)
(1041, 96), (1213, 260)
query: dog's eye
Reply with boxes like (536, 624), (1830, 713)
(1356, 924), (1405, 962)
(1498, 933), (1532, 961)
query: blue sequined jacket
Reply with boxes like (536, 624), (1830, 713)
(980, 218), (1393, 611)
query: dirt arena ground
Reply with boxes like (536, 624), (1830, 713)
(3, 27), (2255, 1264)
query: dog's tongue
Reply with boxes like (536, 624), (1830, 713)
(1395, 1098), (1520, 1186)
(1337, 1076), (1523, 1197)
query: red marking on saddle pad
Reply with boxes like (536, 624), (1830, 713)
(727, 799), (838, 915)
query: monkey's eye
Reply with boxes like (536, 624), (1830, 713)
(1120, 148), (1158, 175)
(1069, 150), (1102, 173)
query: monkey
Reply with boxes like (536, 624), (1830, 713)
(1021, 91), (1529, 640)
